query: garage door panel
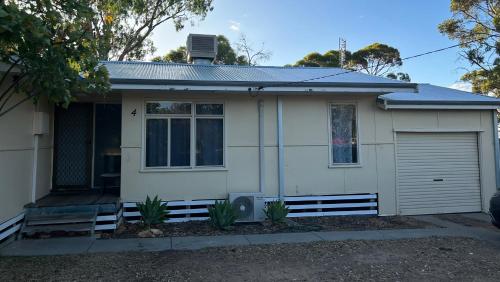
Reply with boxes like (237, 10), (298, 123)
(398, 179), (480, 185)
(397, 132), (481, 215)
(399, 186), (482, 193)
(398, 171), (480, 177)
(398, 192), (481, 201)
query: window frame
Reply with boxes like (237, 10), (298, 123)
(327, 102), (361, 168)
(142, 100), (226, 171)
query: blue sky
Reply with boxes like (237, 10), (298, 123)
(150, 0), (471, 90)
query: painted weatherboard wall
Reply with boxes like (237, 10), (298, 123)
(120, 92), (497, 216)
(0, 91), (53, 223)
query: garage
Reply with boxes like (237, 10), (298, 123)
(396, 132), (482, 215)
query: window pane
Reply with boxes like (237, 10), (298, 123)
(170, 119), (191, 166)
(331, 104), (358, 164)
(146, 102), (191, 115)
(196, 119), (223, 166)
(196, 104), (223, 115)
(146, 119), (168, 167)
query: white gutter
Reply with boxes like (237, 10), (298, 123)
(378, 103), (500, 110)
(277, 96), (285, 201)
(111, 84), (415, 94)
(258, 99), (265, 194)
(493, 111), (500, 190)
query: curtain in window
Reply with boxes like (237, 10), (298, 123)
(196, 119), (223, 166)
(331, 105), (357, 164)
(170, 119), (190, 166)
(146, 119), (168, 167)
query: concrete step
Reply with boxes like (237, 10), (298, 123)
(26, 213), (96, 226)
(22, 223), (94, 234)
(19, 208), (99, 239)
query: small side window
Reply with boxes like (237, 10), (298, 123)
(330, 104), (358, 165)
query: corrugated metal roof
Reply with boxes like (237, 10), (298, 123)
(101, 61), (411, 86)
(379, 84), (500, 105)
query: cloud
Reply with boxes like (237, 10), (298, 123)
(449, 81), (472, 92)
(229, 20), (240, 31)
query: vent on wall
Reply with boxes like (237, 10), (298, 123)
(186, 34), (218, 64)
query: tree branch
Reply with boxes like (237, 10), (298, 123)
(0, 58), (21, 87)
(0, 94), (33, 118)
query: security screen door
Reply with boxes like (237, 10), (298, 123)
(53, 103), (93, 189)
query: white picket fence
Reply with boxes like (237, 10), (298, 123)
(123, 193), (378, 223)
(0, 213), (24, 242)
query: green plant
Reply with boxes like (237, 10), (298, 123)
(136, 195), (169, 230)
(208, 200), (236, 230)
(265, 201), (289, 224)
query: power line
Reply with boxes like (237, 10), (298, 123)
(255, 36), (493, 90)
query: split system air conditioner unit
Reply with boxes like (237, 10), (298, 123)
(229, 192), (266, 222)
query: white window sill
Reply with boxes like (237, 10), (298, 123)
(140, 167), (228, 173)
(329, 164), (362, 169)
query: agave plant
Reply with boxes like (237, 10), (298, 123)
(208, 200), (237, 230)
(264, 201), (289, 224)
(136, 195), (169, 230)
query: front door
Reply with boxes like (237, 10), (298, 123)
(53, 103), (93, 189)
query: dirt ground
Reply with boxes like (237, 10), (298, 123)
(435, 213), (497, 230)
(2, 237), (500, 281)
(113, 215), (433, 238)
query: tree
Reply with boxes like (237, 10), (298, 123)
(348, 43), (402, 76)
(290, 43), (410, 81)
(152, 46), (187, 63)
(152, 35), (250, 65)
(0, 1), (109, 118)
(387, 72), (411, 82)
(293, 50), (350, 67)
(93, 0), (214, 61)
(235, 34), (271, 66)
(214, 35), (247, 65)
(438, 0), (499, 96)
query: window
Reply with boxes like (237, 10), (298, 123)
(144, 101), (224, 168)
(330, 104), (358, 165)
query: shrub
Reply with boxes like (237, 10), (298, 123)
(265, 201), (289, 224)
(137, 195), (169, 230)
(208, 200), (237, 230)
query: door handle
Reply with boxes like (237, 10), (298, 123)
(433, 178), (444, 182)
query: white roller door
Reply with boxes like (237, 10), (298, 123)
(396, 132), (481, 215)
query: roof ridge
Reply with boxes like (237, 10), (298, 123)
(100, 60), (347, 70)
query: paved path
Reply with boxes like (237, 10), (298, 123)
(1, 214), (500, 256)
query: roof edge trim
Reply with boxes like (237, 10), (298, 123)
(109, 78), (417, 89)
(377, 98), (500, 110)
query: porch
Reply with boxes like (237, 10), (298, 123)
(27, 190), (120, 212)
(18, 191), (122, 239)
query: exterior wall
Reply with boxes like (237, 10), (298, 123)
(121, 92), (279, 202)
(120, 92), (497, 216)
(0, 91), (53, 223)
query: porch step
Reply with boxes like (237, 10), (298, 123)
(22, 223), (95, 234)
(18, 208), (98, 239)
(26, 213), (97, 226)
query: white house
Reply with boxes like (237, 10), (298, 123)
(1, 34), (500, 239)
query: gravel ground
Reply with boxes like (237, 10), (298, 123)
(1, 237), (499, 281)
(113, 215), (432, 238)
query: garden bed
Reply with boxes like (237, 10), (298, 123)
(111, 215), (434, 238)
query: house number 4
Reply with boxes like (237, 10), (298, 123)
(131, 109), (137, 116)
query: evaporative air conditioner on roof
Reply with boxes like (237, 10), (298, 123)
(186, 34), (218, 64)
